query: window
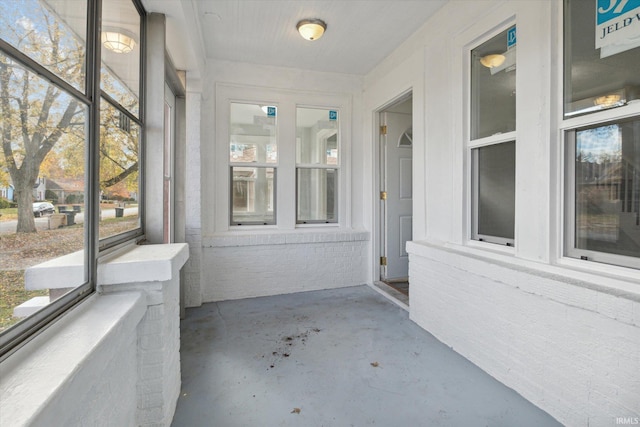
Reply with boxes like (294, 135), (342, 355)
(471, 141), (516, 244)
(565, 119), (640, 268)
(296, 107), (339, 224)
(229, 103), (276, 225)
(217, 85), (348, 232)
(563, 0), (640, 269)
(469, 25), (517, 246)
(0, 0), (145, 359)
(564, 0), (640, 117)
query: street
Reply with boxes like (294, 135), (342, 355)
(0, 207), (139, 233)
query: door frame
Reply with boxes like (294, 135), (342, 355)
(373, 89), (413, 285)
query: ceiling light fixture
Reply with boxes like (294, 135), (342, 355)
(480, 53), (506, 68)
(101, 27), (137, 54)
(297, 19), (326, 41)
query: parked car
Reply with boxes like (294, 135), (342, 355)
(33, 202), (55, 217)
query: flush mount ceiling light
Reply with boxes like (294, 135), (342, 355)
(101, 27), (137, 54)
(480, 53), (506, 68)
(297, 19), (326, 41)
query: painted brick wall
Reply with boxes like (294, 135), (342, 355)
(202, 231), (369, 301)
(408, 242), (640, 427)
(184, 228), (203, 307)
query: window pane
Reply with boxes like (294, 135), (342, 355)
(473, 141), (516, 241)
(297, 168), (338, 223)
(99, 98), (140, 239)
(231, 167), (275, 225)
(0, 0), (87, 92)
(574, 120), (640, 259)
(101, 0), (140, 117)
(0, 53), (87, 332)
(564, 0), (640, 117)
(296, 108), (339, 165)
(230, 103), (277, 164)
(471, 26), (516, 140)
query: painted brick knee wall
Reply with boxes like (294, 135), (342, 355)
(408, 243), (640, 427)
(202, 231), (369, 302)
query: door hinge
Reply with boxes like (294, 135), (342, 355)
(380, 256), (387, 266)
(380, 125), (387, 135)
(380, 191), (387, 200)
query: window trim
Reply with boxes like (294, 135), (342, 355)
(0, 0), (147, 361)
(465, 19), (517, 249)
(214, 83), (351, 234)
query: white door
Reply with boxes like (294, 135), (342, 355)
(382, 111), (413, 280)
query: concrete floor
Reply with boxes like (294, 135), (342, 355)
(172, 285), (562, 427)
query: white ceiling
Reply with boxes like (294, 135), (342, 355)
(141, 0), (447, 78)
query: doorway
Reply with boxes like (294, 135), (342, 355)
(378, 94), (413, 304)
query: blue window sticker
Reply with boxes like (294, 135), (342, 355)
(329, 110), (337, 121)
(507, 26), (516, 49)
(267, 106), (276, 117)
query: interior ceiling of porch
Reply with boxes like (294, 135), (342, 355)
(140, 0), (448, 79)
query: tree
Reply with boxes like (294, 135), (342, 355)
(0, 1), (140, 232)
(0, 9), (84, 232)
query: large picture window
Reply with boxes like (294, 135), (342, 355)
(469, 25), (516, 246)
(0, 0), (145, 359)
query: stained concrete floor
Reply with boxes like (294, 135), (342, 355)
(172, 285), (562, 427)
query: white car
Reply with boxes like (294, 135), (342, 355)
(33, 202), (55, 217)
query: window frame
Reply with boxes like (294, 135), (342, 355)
(214, 83), (351, 234)
(465, 21), (517, 248)
(563, 116), (640, 270)
(561, 0), (640, 270)
(0, 0), (146, 361)
(295, 105), (340, 225)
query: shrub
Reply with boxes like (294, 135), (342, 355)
(45, 190), (58, 204)
(0, 198), (11, 209)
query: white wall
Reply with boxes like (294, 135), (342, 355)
(194, 60), (369, 303)
(363, 1), (640, 426)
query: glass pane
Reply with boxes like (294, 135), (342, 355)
(231, 167), (275, 225)
(297, 168), (338, 223)
(101, 0), (140, 117)
(564, 0), (640, 117)
(296, 108), (339, 165)
(0, 53), (87, 332)
(99, 98), (140, 239)
(0, 0), (87, 92)
(230, 103), (277, 164)
(473, 141), (516, 240)
(471, 26), (516, 140)
(575, 119), (640, 259)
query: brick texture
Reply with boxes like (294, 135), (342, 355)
(408, 244), (640, 427)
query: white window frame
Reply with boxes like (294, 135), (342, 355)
(213, 83), (351, 233)
(295, 105), (340, 225)
(465, 21), (517, 249)
(560, 0), (640, 271)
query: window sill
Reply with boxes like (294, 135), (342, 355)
(408, 240), (640, 301)
(0, 292), (147, 426)
(204, 229), (369, 247)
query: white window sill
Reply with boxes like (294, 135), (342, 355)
(0, 292), (147, 426)
(204, 229), (369, 247)
(0, 243), (189, 426)
(24, 243), (190, 290)
(408, 240), (640, 300)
